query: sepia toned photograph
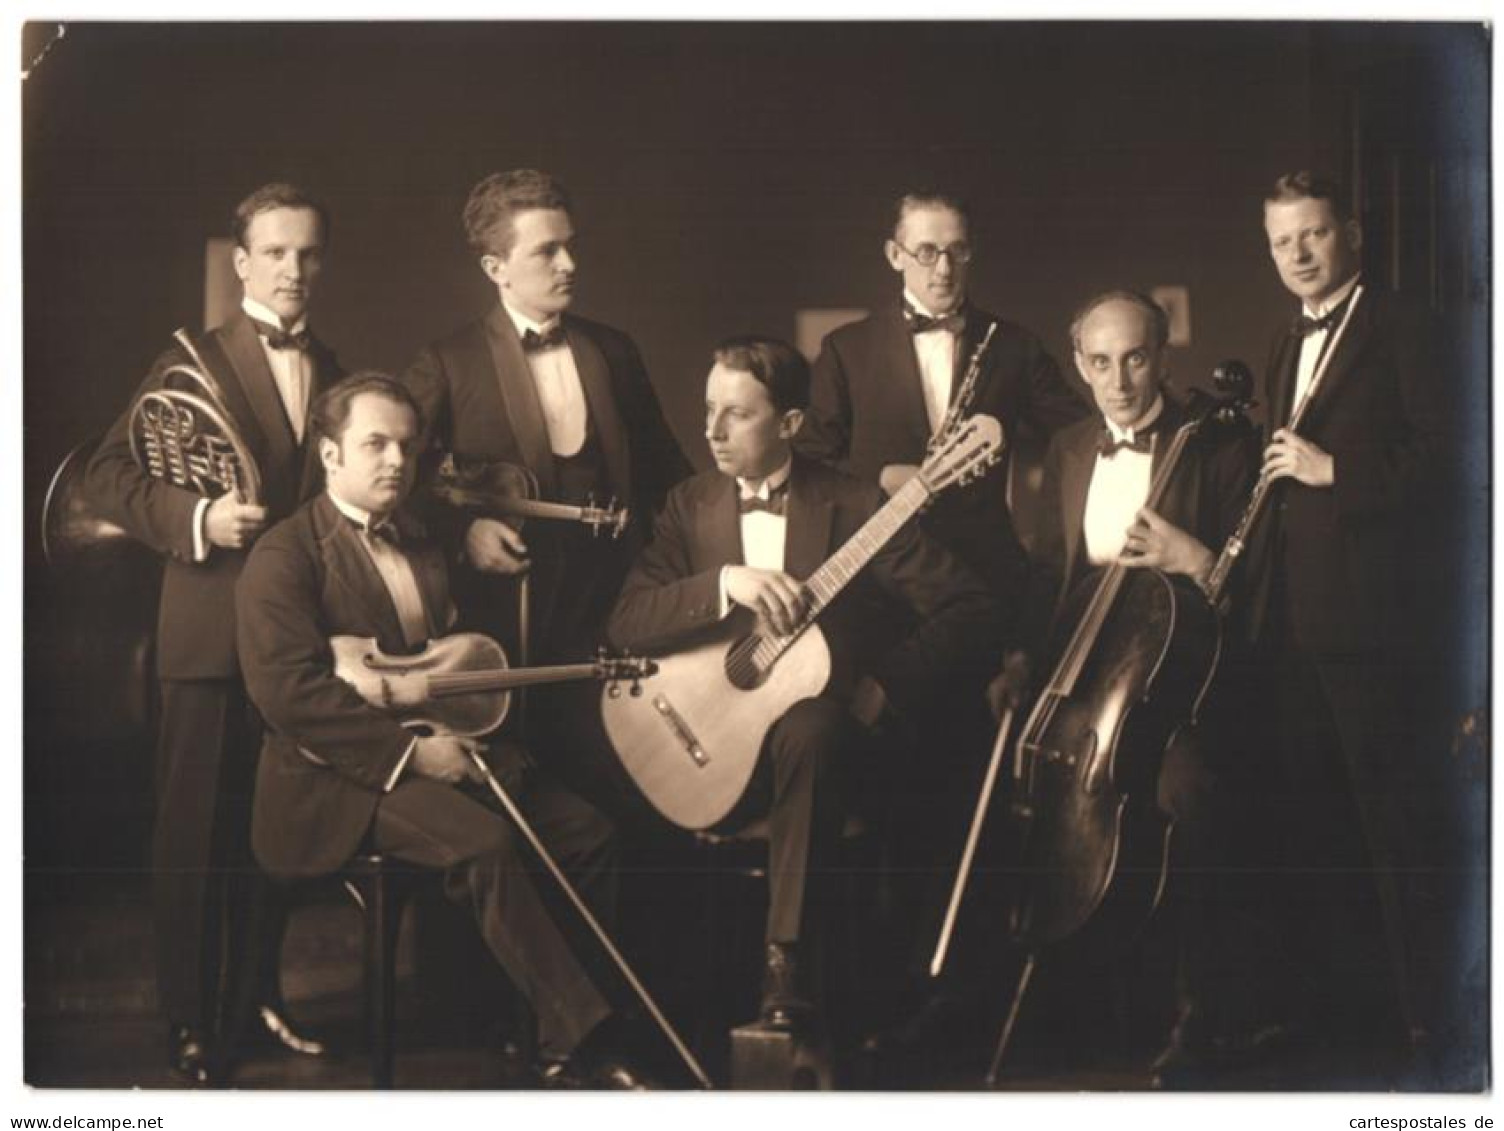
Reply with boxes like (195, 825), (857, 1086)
(18, 16), (1490, 1113)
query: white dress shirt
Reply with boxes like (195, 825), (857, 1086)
(328, 489), (430, 790)
(1290, 273), (1361, 420)
(905, 289), (959, 433)
(1082, 396), (1164, 567)
(503, 300), (588, 457)
(717, 459), (793, 617)
(243, 295), (312, 443)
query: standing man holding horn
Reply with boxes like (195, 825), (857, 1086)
(1236, 171), (1451, 1083)
(85, 183), (339, 1084)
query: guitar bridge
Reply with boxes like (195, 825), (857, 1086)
(653, 694), (708, 768)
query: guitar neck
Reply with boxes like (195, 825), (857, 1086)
(806, 476), (930, 615)
(427, 663), (600, 697)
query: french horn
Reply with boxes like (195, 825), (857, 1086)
(128, 328), (262, 504)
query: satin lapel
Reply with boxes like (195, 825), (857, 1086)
(566, 319), (630, 496)
(218, 312), (297, 485)
(695, 475), (746, 570)
(953, 306), (995, 401)
(483, 306), (557, 496)
(1148, 399), (1187, 479)
(877, 304), (934, 453)
(1059, 430), (1097, 586)
(297, 341), (340, 501)
(313, 496), (406, 647)
(783, 464), (835, 582)
(1266, 328), (1300, 430)
(1299, 291), (1375, 430)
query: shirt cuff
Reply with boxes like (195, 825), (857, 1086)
(191, 496), (212, 562)
(717, 565), (734, 619)
(383, 735), (417, 793)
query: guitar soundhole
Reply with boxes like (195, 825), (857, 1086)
(724, 636), (765, 692)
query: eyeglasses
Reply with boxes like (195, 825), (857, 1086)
(892, 241), (974, 267)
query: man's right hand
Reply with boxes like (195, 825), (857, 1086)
(724, 565), (809, 638)
(411, 735), (485, 786)
(205, 495), (268, 549)
(464, 518), (530, 575)
(985, 649), (1034, 721)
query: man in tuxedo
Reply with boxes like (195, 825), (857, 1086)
(1241, 171), (1451, 1080)
(797, 193), (1086, 1057)
(85, 183), (336, 1083)
(991, 291), (1258, 1082)
(236, 374), (658, 1089)
(401, 168), (688, 674)
(606, 336), (997, 1033)
(796, 189), (1087, 599)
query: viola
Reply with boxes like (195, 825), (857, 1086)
(331, 632), (652, 736)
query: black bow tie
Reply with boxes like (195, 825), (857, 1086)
(250, 317), (310, 351)
(1097, 428), (1155, 459)
(1293, 300), (1349, 338)
(738, 483), (789, 516)
(348, 516), (401, 546)
(521, 325), (566, 353)
(904, 303), (965, 336)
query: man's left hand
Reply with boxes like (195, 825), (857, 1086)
(1264, 428), (1334, 487)
(849, 676), (892, 733)
(1121, 507), (1214, 586)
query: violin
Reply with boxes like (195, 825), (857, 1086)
(432, 455), (629, 539)
(331, 632), (652, 736)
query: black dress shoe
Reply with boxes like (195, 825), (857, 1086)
(247, 1001), (329, 1057)
(759, 942), (814, 1030)
(1151, 1008), (1301, 1088)
(861, 990), (970, 1064)
(167, 1024), (222, 1087)
(539, 1048), (660, 1090)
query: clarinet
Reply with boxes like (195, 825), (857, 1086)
(1203, 284), (1364, 602)
(928, 320), (999, 453)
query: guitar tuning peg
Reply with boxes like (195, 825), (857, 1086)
(629, 678), (644, 698)
(607, 682), (621, 699)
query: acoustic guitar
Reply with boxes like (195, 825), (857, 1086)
(601, 414), (1003, 830)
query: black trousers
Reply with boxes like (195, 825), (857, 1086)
(1255, 619), (1419, 1046)
(372, 757), (617, 1059)
(731, 696), (852, 945)
(154, 679), (286, 1035)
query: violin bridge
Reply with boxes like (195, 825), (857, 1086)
(652, 694), (709, 768)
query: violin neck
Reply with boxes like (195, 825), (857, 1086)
(427, 663), (598, 697)
(493, 497), (604, 525)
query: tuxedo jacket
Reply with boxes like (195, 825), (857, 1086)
(604, 456), (999, 720)
(402, 305), (689, 629)
(796, 300), (1089, 596)
(84, 309), (340, 680)
(1245, 287), (1446, 655)
(237, 494), (457, 880)
(1028, 397), (1259, 652)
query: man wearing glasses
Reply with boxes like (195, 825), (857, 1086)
(797, 190), (1087, 1078)
(798, 190), (1085, 604)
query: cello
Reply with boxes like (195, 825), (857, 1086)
(977, 363), (1255, 1081)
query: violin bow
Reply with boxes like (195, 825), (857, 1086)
(930, 705), (1015, 978)
(467, 751), (713, 1089)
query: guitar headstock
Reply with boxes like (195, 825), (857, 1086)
(596, 650), (657, 696)
(919, 414), (1005, 493)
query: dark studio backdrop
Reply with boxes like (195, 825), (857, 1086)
(21, 16), (1489, 1054)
